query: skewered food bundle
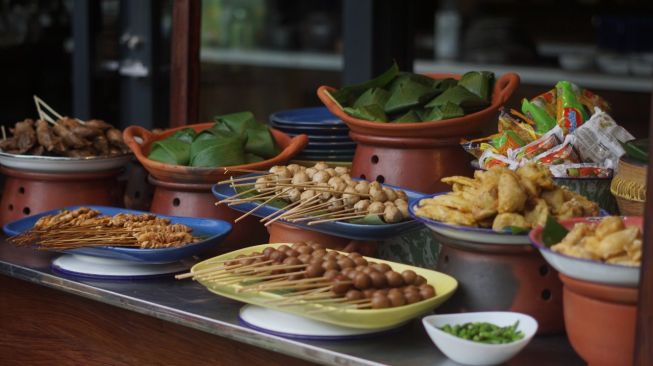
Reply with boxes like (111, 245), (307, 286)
(414, 163), (599, 232)
(147, 111), (279, 167)
(0, 118), (129, 157)
(326, 62), (494, 123)
(178, 242), (436, 310)
(9, 207), (199, 250)
(550, 216), (641, 266)
(217, 162), (411, 225)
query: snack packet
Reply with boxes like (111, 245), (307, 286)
(461, 135), (500, 159)
(510, 126), (563, 161)
(549, 163), (612, 178)
(572, 108), (634, 168)
(491, 130), (527, 155)
(521, 89), (557, 134)
(479, 150), (518, 170)
(556, 81), (587, 133)
(497, 110), (538, 142)
(532, 135), (581, 165)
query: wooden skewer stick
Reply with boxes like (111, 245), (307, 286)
(228, 178), (291, 188)
(258, 199), (304, 223)
(280, 198), (347, 220)
(265, 287), (332, 304)
(226, 191), (278, 206)
(263, 194), (322, 227)
(234, 188), (292, 223)
(194, 259), (277, 281)
(290, 208), (358, 223)
(214, 186), (259, 205)
(308, 213), (383, 225)
(216, 173), (275, 185)
(176, 259), (272, 280)
(222, 168), (268, 174)
(1, 125), (6, 140)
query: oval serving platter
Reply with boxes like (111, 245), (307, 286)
(0, 151), (133, 173)
(3, 205), (232, 263)
(212, 175), (425, 241)
(409, 193), (608, 245)
(193, 243), (458, 330)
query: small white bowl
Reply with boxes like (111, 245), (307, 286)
(422, 312), (538, 366)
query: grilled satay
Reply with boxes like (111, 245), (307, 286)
(36, 119), (66, 153)
(53, 121), (91, 149)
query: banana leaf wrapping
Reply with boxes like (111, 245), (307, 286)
(147, 111), (279, 167)
(333, 64), (495, 123)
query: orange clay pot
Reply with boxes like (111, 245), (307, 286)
(434, 234), (563, 335)
(267, 221), (378, 257)
(349, 132), (474, 193)
(559, 274), (637, 366)
(0, 167), (123, 225)
(147, 175), (268, 254)
(123, 123), (308, 183)
(317, 72), (520, 138)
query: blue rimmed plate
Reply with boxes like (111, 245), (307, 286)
(410, 193), (607, 245)
(529, 216), (641, 287)
(288, 133), (353, 142)
(212, 175), (425, 240)
(269, 107), (345, 127)
(306, 141), (357, 150)
(269, 122), (350, 136)
(3, 206), (232, 263)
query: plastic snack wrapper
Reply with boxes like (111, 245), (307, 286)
(497, 110), (538, 142)
(532, 135), (581, 165)
(509, 126), (563, 161)
(479, 150), (519, 170)
(555, 81), (587, 133)
(521, 89), (557, 134)
(548, 163), (612, 178)
(460, 135), (500, 159)
(572, 108), (635, 168)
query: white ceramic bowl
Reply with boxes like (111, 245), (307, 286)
(529, 216), (641, 287)
(422, 312), (538, 366)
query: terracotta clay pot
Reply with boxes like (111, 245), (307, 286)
(123, 123), (309, 183)
(434, 233), (563, 334)
(0, 167), (123, 225)
(349, 132), (474, 193)
(318, 73), (520, 138)
(148, 175), (268, 254)
(560, 274), (637, 366)
(267, 221), (378, 257)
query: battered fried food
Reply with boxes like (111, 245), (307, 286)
(414, 162), (600, 232)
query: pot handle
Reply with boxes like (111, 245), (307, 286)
(123, 125), (154, 156)
(494, 72), (520, 105)
(283, 133), (310, 155)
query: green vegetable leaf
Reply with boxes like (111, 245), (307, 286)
(245, 153), (264, 163)
(458, 71), (494, 101)
(425, 85), (489, 112)
(170, 128), (197, 143)
(392, 109), (420, 123)
(542, 215), (569, 247)
(508, 226), (530, 235)
(621, 139), (648, 163)
(215, 111), (257, 138)
(384, 78), (436, 114)
(343, 105), (388, 122)
(189, 135), (245, 167)
(418, 107), (443, 122)
(439, 102), (465, 119)
(331, 62), (399, 105)
(148, 139), (191, 165)
(348, 214), (385, 225)
(353, 88), (390, 109)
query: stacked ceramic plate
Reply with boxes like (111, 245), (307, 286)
(269, 107), (355, 162)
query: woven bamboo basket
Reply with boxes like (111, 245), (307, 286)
(610, 157), (647, 216)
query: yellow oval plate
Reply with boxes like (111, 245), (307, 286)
(192, 243), (458, 330)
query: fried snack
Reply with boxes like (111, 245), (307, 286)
(551, 217), (641, 266)
(414, 162), (599, 231)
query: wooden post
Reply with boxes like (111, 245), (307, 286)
(634, 93), (653, 365)
(169, 0), (201, 127)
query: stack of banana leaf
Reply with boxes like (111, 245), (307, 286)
(148, 111), (280, 167)
(330, 63), (494, 123)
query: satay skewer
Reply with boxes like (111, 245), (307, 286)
(234, 188), (292, 223)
